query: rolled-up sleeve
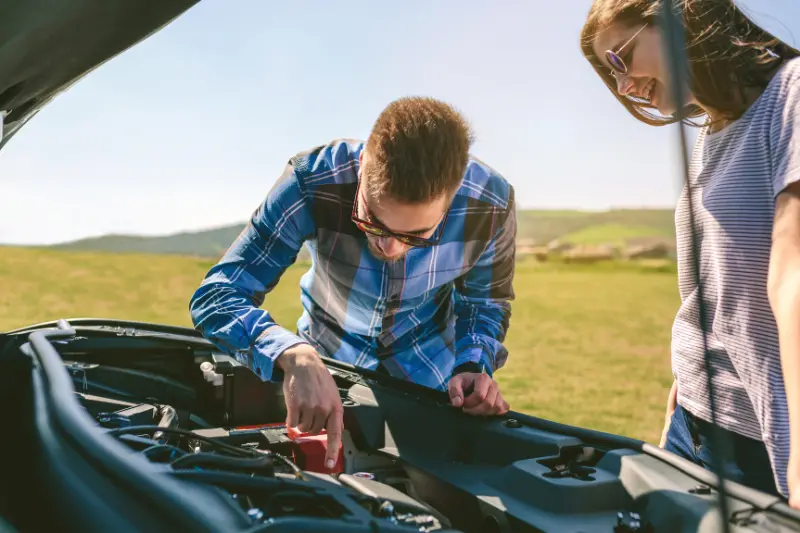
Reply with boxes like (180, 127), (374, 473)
(189, 163), (315, 380)
(452, 189), (516, 376)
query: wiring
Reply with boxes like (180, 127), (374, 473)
(141, 443), (188, 462)
(105, 425), (259, 458)
(272, 453), (306, 480)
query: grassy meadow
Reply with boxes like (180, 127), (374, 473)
(0, 246), (679, 444)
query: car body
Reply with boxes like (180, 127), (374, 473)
(2, 2), (799, 532)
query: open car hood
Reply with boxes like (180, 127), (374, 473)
(0, 0), (200, 151)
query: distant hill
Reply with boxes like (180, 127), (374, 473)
(516, 208), (675, 246)
(40, 208), (675, 258)
(50, 225), (247, 258)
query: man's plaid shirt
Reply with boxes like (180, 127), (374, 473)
(190, 138), (516, 391)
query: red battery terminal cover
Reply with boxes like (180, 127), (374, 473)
(286, 426), (344, 474)
(233, 423), (344, 474)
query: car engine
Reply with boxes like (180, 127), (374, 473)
(74, 358), (458, 533)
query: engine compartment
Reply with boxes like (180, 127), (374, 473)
(79, 383), (450, 532)
(3, 319), (800, 533)
(65, 349), (457, 532)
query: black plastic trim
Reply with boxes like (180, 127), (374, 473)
(25, 326), (250, 532)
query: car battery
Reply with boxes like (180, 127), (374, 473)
(286, 425), (344, 474)
(221, 423), (344, 474)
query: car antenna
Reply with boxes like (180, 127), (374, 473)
(659, 2), (732, 532)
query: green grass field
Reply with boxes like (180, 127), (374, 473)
(561, 223), (668, 247)
(0, 246), (679, 444)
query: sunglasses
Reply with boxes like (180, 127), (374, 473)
(350, 179), (448, 248)
(605, 24), (648, 76)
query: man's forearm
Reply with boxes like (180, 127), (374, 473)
(452, 196), (516, 375)
(191, 165), (315, 380)
(190, 278), (307, 379)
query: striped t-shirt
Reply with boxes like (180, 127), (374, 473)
(672, 56), (800, 497)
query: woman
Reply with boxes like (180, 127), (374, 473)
(580, 0), (800, 505)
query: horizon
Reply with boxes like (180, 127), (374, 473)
(40, 205), (678, 246)
(1, 0), (797, 246)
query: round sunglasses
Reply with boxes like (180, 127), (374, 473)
(605, 24), (648, 75)
(350, 179), (448, 248)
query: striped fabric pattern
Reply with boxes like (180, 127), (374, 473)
(672, 57), (800, 496)
(190, 138), (516, 392)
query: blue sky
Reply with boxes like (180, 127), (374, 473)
(1, 0), (797, 245)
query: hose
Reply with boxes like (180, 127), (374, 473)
(170, 452), (274, 475)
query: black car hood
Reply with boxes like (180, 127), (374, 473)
(0, 0), (200, 151)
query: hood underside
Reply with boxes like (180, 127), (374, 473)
(0, 0), (200, 151)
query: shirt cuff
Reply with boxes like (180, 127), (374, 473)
(454, 344), (495, 378)
(251, 326), (310, 381)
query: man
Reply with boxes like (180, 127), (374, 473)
(190, 96), (517, 469)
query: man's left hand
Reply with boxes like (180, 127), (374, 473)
(448, 372), (510, 416)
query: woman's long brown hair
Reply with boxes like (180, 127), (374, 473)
(580, 0), (799, 126)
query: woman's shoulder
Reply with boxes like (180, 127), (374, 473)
(780, 55), (800, 76)
(766, 56), (800, 102)
(744, 56), (800, 127)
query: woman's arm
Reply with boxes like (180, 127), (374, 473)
(659, 380), (678, 448)
(768, 182), (800, 507)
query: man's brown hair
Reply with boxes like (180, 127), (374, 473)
(364, 96), (474, 204)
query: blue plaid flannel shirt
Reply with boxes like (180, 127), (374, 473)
(189, 139), (516, 391)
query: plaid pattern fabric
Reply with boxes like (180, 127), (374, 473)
(190, 138), (516, 391)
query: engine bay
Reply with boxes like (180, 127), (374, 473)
(3, 319), (800, 533)
(78, 370), (451, 533)
(53, 329), (463, 533)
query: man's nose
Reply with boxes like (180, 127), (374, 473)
(377, 236), (403, 255)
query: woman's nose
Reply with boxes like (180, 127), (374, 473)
(615, 74), (636, 96)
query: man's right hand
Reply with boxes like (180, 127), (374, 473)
(276, 344), (343, 470)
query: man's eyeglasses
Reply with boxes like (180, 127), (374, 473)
(350, 179), (448, 248)
(605, 23), (647, 76)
